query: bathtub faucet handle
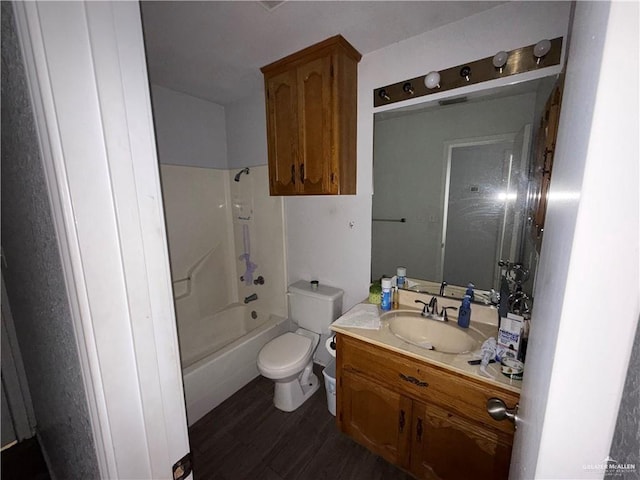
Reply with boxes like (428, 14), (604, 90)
(244, 293), (258, 304)
(253, 276), (265, 285)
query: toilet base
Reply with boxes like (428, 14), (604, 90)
(273, 370), (320, 412)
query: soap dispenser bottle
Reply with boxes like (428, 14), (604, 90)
(465, 283), (475, 302)
(458, 295), (472, 328)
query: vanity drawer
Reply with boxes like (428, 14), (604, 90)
(338, 335), (518, 435)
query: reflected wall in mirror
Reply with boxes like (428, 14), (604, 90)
(372, 77), (559, 297)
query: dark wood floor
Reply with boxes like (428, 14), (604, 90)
(189, 364), (413, 480)
(1, 437), (50, 480)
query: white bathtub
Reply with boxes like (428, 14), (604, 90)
(179, 303), (289, 425)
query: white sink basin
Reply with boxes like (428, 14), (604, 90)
(382, 311), (477, 354)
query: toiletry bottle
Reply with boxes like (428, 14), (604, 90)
(392, 286), (399, 309)
(458, 295), (471, 328)
(381, 278), (392, 311)
(465, 283), (475, 302)
(396, 267), (407, 289)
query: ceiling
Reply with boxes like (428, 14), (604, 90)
(140, 1), (503, 106)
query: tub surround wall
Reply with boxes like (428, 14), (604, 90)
(159, 164), (286, 324)
(160, 165), (237, 323)
(153, 86), (287, 326)
(231, 165), (287, 319)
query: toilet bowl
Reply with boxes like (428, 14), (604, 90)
(257, 328), (320, 412)
(257, 280), (343, 412)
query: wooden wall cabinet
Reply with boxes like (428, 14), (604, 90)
(261, 35), (361, 196)
(529, 80), (563, 251)
(336, 334), (519, 480)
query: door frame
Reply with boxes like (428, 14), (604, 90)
(12, 2), (191, 478)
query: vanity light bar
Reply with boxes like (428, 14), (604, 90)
(373, 37), (563, 107)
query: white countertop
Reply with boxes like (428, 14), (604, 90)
(330, 303), (522, 395)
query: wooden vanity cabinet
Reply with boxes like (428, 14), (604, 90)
(336, 334), (519, 480)
(261, 35), (361, 196)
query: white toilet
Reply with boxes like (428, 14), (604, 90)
(257, 281), (343, 412)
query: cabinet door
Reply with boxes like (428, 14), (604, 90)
(296, 56), (333, 194)
(265, 69), (299, 195)
(341, 371), (412, 468)
(411, 401), (513, 480)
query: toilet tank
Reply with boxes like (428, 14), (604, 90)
(288, 281), (343, 335)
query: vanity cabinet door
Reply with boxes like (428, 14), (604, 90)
(410, 401), (513, 480)
(340, 371), (412, 468)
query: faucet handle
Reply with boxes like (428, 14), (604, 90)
(414, 300), (430, 316)
(441, 306), (458, 322)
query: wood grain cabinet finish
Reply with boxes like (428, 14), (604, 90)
(336, 334), (519, 480)
(261, 35), (361, 196)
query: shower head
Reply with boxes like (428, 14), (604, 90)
(234, 168), (250, 182)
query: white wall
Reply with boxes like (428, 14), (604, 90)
(285, 1), (572, 310)
(512, 1), (640, 478)
(151, 84), (228, 168)
(226, 90), (269, 169)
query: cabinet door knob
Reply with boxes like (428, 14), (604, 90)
(299, 163), (305, 183)
(291, 164), (296, 185)
(399, 409), (406, 433)
(416, 417), (423, 442)
(487, 398), (520, 428)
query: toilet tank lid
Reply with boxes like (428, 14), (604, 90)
(288, 280), (343, 301)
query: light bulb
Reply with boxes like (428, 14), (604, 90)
(533, 39), (551, 64)
(424, 71), (441, 89)
(492, 51), (508, 73)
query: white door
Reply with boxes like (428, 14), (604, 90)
(442, 139), (515, 291)
(13, 2), (191, 479)
(509, 2), (639, 478)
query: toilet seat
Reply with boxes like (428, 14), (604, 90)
(258, 332), (314, 378)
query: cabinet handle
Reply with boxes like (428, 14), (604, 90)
(300, 163), (305, 183)
(291, 164), (296, 185)
(399, 409), (405, 433)
(399, 373), (428, 388)
(416, 417), (423, 442)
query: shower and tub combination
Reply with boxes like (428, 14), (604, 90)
(160, 164), (288, 425)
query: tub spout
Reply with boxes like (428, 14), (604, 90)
(244, 293), (258, 304)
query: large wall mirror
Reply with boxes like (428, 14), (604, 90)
(371, 75), (560, 303)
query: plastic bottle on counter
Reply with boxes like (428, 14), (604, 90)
(381, 278), (392, 311)
(458, 295), (472, 328)
(396, 267), (407, 289)
(465, 283), (475, 302)
(392, 286), (399, 309)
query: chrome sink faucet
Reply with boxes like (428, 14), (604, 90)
(414, 299), (457, 322)
(428, 296), (438, 316)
